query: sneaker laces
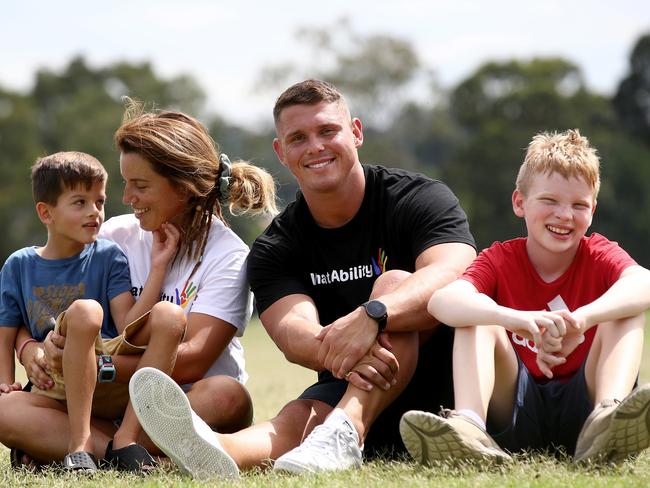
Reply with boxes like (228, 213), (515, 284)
(298, 422), (357, 458)
(597, 399), (620, 409)
(438, 407), (455, 419)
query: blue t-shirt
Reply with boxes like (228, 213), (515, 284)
(0, 239), (132, 341)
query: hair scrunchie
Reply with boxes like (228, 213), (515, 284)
(218, 153), (233, 203)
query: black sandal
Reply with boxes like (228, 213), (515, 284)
(104, 440), (157, 474)
(63, 451), (98, 473)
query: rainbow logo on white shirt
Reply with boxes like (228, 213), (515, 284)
(175, 281), (197, 309)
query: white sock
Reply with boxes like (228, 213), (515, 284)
(457, 409), (486, 430)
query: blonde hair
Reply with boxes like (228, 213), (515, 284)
(114, 99), (277, 264)
(516, 129), (601, 198)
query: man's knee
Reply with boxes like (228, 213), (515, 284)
(370, 270), (411, 298)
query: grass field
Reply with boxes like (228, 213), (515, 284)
(2, 316), (650, 487)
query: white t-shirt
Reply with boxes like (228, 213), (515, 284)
(100, 214), (252, 383)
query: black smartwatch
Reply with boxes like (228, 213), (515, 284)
(362, 300), (388, 332)
(97, 354), (116, 383)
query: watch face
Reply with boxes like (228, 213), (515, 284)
(99, 367), (115, 382)
(366, 300), (387, 318)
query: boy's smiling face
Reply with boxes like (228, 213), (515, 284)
(512, 171), (596, 264)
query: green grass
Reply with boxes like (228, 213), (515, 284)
(3, 316), (650, 487)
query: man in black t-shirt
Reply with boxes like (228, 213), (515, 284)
(126, 79), (477, 480)
(245, 79), (476, 473)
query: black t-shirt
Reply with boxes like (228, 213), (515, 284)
(248, 164), (476, 326)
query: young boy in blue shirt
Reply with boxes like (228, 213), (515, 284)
(0, 152), (186, 472)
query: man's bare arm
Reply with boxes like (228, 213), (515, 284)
(319, 242), (476, 378)
(260, 294), (397, 391)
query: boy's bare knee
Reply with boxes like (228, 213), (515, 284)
(455, 324), (508, 352)
(149, 301), (186, 341)
(594, 314), (646, 345)
(63, 299), (103, 336)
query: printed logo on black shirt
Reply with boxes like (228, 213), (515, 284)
(371, 248), (388, 275)
(309, 248), (387, 286)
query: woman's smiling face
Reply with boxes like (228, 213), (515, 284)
(120, 151), (188, 231)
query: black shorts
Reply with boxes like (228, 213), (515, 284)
(488, 356), (592, 455)
(298, 325), (455, 458)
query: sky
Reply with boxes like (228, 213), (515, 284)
(2, 1), (649, 127)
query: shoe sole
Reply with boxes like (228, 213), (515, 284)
(273, 456), (315, 474)
(399, 410), (510, 465)
(575, 384), (650, 464)
(129, 367), (239, 480)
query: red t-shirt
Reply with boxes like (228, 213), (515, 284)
(461, 233), (636, 383)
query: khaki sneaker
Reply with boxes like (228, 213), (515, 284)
(399, 409), (511, 465)
(574, 383), (650, 464)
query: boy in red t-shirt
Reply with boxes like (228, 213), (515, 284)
(400, 129), (650, 464)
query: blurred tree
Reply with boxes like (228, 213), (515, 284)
(439, 58), (650, 266)
(0, 88), (44, 260)
(256, 17), (426, 128)
(31, 56), (206, 223)
(0, 57), (207, 260)
(367, 92), (461, 175)
(613, 34), (650, 145)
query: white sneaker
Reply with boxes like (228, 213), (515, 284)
(273, 408), (363, 474)
(129, 367), (239, 480)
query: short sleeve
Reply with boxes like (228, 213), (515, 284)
(393, 180), (476, 258)
(586, 234), (637, 287)
(104, 244), (133, 301)
(248, 226), (307, 317)
(190, 249), (252, 336)
(461, 245), (500, 297)
(0, 255), (23, 328)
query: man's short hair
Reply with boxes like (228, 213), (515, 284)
(31, 151), (107, 205)
(516, 129), (601, 198)
(273, 79), (344, 124)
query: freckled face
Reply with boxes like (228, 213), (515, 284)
(120, 152), (188, 231)
(513, 171), (596, 262)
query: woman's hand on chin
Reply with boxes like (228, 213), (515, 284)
(151, 222), (181, 269)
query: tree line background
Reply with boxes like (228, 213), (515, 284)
(1, 23), (649, 266)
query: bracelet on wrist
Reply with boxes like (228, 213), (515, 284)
(17, 338), (38, 365)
